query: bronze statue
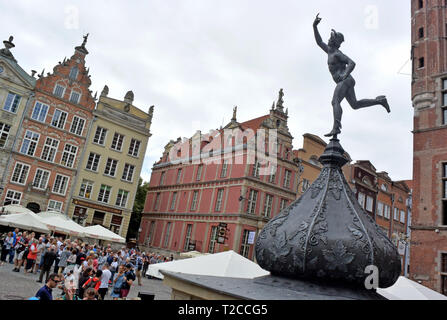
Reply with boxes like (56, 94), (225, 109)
(313, 14), (390, 138)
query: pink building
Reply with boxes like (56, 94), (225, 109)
(138, 91), (302, 260)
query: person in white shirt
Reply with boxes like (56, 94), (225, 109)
(98, 263), (112, 300)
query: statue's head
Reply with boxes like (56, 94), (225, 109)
(328, 29), (344, 49)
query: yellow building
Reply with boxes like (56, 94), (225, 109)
(0, 36), (36, 203)
(67, 86), (153, 238)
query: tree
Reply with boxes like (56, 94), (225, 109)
(127, 178), (150, 241)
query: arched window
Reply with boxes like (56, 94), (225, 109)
(69, 66), (79, 80)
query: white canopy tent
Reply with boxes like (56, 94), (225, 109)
(147, 250), (270, 280)
(37, 211), (87, 237)
(0, 211), (50, 234)
(83, 225), (126, 243)
(179, 251), (210, 259)
(0, 204), (34, 215)
(377, 276), (447, 300)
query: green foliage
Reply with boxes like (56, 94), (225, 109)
(126, 178), (150, 241)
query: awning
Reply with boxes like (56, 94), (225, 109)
(37, 211), (87, 237)
(83, 224), (125, 243)
(377, 276), (447, 300)
(0, 212), (50, 234)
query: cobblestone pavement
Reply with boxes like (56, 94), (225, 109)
(0, 262), (171, 300)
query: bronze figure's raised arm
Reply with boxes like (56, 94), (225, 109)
(313, 14), (390, 138)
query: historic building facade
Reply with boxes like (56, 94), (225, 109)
(0, 36), (96, 213)
(410, 0), (447, 294)
(138, 91), (301, 260)
(0, 36), (36, 201)
(67, 87), (153, 238)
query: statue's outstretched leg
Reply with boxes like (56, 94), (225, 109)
(346, 87), (390, 113)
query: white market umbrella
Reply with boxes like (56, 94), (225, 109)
(147, 250), (270, 280)
(0, 212), (50, 234)
(377, 276), (447, 300)
(179, 250), (210, 259)
(0, 204), (34, 215)
(83, 224), (125, 243)
(37, 211), (86, 237)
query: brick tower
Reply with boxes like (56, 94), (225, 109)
(411, 0), (447, 294)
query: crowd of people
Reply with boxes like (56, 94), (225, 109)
(0, 228), (174, 300)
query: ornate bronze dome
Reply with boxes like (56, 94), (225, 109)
(255, 139), (401, 288)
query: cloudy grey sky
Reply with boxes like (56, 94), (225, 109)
(1, 0), (412, 182)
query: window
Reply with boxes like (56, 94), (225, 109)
(153, 193), (161, 211)
(394, 207), (399, 221)
(443, 80), (447, 125)
(381, 184), (388, 192)
(400, 210), (406, 224)
(358, 192), (366, 208)
(252, 160), (260, 178)
(116, 189), (129, 207)
(147, 221), (156, 245)
(170, 192), (177, 210)
(215, 189), (224, 212)
(176, 169), (182, 184)
(191, 191), (199, 211)
(53, 84), (65, 98)
(69, 67), (78, 80)
(3, 92), (21, 113)
(160, 171), (166, 185)
(163, 222), (172, 247)
(0, 122), (10, 148)
(86, 153), (101, 171)
(442, 255), (447, 295)
(51, 109), (67, 129)
(4, 190), (21, 205)
(377, 202), (384, 217)
(97, 184), (111, 203)
(302, 179), (310, 192)
(128, 139), (141, 157)
(53, 174), (69, 195)
(41, 137), (59, 162)
(79, 180), (93, 198)
(196, 165), (203, 181)
(418, 27), (424, 39)
(31, 101), (49, 122)
(418, 57), (424, 69)
(283, 170), (292, 188)
(280, 198), (288, 211)
(11, 162), (30, 185)
(221, 160), (228, 177)
(240, 230), (251, 258)
(208, 226), (218, 254)
(70, 116), (85, 135)
(122, 163), (135, 182)
(104, 158), (118, 177)
(263, 194), (273, 218)
(48, 200), (63, 212)
(20, 130), (39, 156)
(33, 168), (50, 190)
(92, 211), (105, 225)
(69, 90), (81, 104)
(110, 215), (123, 234)
(111, 132), (124, 151)
(366, 196), (374, 212)
(269, 164), (276, 183)
(418, 0), (423, 9)
(93, 127), (107, 145)
(247, 189), (258, 214)
(384, 204), (391, 219)
(61, 144), (77, 168)
(184, 224), (193, 251)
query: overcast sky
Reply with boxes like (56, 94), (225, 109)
(1, 0), (412, 183)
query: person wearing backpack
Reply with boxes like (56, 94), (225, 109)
(82, 269), (102, 299)
(120, 264), (136, 299)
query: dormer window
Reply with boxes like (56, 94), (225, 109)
(54, 84), (65, 98)
(69, 67), (79, 80)
(276, 120), (281, 128)
(69, 90), (81, 104)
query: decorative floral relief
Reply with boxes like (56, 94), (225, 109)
(322, 240), (355, 273)
(327, 171), (343, 200)
(310, 168), (329, 199)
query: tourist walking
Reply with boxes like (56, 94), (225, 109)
(38, 245), (57, 283)
(98, 263), (112, 300)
